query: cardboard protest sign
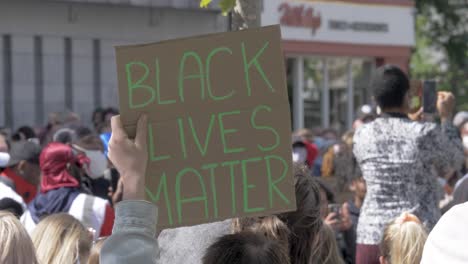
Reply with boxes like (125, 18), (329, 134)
(115, 25), (296, 229)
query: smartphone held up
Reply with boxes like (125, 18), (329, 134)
(423, 80), (437, 114)
(409, 79), (441, 121)
(328, 203), (342, 222)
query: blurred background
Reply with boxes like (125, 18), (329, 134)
(0, 0), (466, 134)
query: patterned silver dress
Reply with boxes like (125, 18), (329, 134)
(353, 113), (464, 245)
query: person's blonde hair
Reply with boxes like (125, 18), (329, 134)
(32, 213), (92, 264)
(294, 128), (314, 140)
(310, 223), (345, 264)
(342, 130), (354, 147)
(380, 213), (428, 264)
(0, 211), (38, 264)
(87, 237), (107, 264)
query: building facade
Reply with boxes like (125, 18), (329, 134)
(261, 0), (415, 132)
(0, 0), (226, 129)
(0, 0), (416, 132)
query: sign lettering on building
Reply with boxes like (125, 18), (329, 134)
(328, 20), (389, 33)
(262, 0), (415, 46)
(278, 3), (321, 35)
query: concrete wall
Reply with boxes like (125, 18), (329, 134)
(0, 0), (226, 128)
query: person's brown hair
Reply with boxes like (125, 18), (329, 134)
(342, 130), (354, 147)
(232, 216), (290, 247)
(294, 128), (314, 141)
(202, 232), (290, 264)
(279, 164), (322, 264)
(0, 211), (39, 264)
(32, 213), (92, 264)
(310, 224), (345, 264)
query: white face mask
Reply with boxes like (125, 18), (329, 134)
(0, 152), (10, 167)
(74, 145), (108, 179)
(292, 146), (307, 163)
(463, 136), (468, 150)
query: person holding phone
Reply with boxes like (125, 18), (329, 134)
(353, 65), (464, 264)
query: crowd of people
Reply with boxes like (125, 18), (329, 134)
(1, 65), (468, 264)
(0, 108), (118, 263)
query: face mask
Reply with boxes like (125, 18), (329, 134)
(333, 144), (341, 154)
(73, 145), (108, 179)
(0, 152), (10, 167)
(463, 136), (468, 150)
(28, 138), (40, 145)
(292, 146), (307, 163)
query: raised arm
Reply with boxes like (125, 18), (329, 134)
(422, 92), (464, 177)
(101, 115), (159, 264)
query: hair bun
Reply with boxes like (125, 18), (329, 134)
(395, 212), (421, 225)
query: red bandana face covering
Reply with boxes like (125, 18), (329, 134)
(40, 142), (90, 193)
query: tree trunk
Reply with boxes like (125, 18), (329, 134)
(230, 0), (261, 31)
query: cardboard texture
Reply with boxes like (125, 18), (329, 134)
(115, 25), (296, 229)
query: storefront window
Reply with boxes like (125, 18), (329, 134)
(328, 57), (349, 131)
(287, 56), (375, 133)
(351, 59), (374, 110)
(303, 57), (324, 130)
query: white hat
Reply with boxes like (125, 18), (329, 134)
(0, 181), (26, 210)
(421, 202), (468, 264)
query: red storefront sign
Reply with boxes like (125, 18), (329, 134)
(278, 3), (322, 35)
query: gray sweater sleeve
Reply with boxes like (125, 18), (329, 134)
(101, 200), (159, 264)
(418, 121), (464, 177)
(432, 122), (464, 175)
